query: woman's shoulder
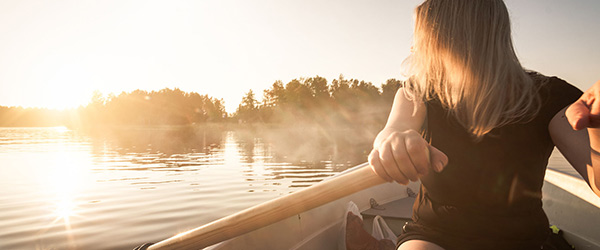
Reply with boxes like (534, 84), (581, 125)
(527, 71), (583, 120)
(527, 71), (581, 99)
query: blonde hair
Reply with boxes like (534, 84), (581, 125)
(404, 0), (540, 138)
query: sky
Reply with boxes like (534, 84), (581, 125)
(0, 0), (599, 113)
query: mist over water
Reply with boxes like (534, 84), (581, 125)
(0, 125), (376, 249)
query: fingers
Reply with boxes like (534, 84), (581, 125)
(381, 139), (412, 184)
(404, 131), (431, 176)
(369, 130), (447, 185)
(369, 149), (393, 182)
(566, 100), (590, 130)
(590, 91), (600, 128)
(428, 145), (449, 173)
(566, 80), (600, 130)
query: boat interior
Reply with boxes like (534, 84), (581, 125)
(358, 181), (600, 250)
(208, 165), (600, 250)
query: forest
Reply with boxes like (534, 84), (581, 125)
(0, 75), (402, 129)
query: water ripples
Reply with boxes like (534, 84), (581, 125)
(0, 127), (360, 249)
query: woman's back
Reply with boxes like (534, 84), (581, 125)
(368, 0), (597, 249)
(402, 75), (582, 249)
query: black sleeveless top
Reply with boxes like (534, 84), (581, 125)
(410, 75), (583, 249)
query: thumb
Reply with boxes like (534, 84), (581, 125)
(565, 100), (591, 130)
(428, 145), (448, 173)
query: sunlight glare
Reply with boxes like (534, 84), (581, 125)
(38, 147), (91, 249)
(53, 126), (69, 133)
(48, 195), (79, 249)
(54, 198), (77, 222)
(39, 144), (91, 231)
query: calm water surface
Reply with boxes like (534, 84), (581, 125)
(0, 126), (577, 249)
(0, 126), (371, 249)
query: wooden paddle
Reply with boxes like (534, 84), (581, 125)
(148, 165), (386, 250)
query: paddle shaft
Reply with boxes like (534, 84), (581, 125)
(148, 165), (386, 250)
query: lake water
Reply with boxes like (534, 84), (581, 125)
(0, 126), (579, 249)
(0, 126), (374, 249)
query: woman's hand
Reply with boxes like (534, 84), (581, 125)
(368, 129), (448, 185)
(566, 80), (600, 130)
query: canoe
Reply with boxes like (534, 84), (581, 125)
(148, 163), (600, 250)
(204, 163), (600, 249)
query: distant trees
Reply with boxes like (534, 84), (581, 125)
(0, 76), (403, 128)
(233, 75), (403, 128)
(236, 90), (259, 123)
(79, 88), (226, 127)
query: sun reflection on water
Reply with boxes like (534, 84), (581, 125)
(35, 138), (92, 249)
(53, 198), (79, 223)
(49, 197), (78, 249)
(52, 126), (69, 134)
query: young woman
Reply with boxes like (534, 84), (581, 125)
(368, 0), (599, 249)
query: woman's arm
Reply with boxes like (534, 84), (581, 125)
(368, 88), (448, 184)
(550, 80), (600, 197)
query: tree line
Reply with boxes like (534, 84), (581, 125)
(81, 88), (226, 127)
(0, 75), (402, 128)
(235, 75), (401, 128)
(0, 88), (226, 128)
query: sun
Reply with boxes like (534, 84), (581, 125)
(33, 62), (101, 110)
(40, 89), (90, 110)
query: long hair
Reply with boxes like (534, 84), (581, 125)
(403, 0), (541, 138)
